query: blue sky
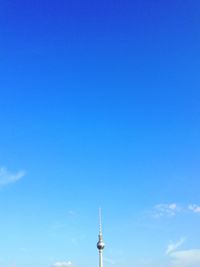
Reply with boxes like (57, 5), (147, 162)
(0, 0), (200, 266)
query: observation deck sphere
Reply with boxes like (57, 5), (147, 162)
(97, 241), (105, 250)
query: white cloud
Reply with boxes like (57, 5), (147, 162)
(166, 238), (185, 255)
(104, 257), (115, 265)
(0, 167), (25, 186)
(169, 249), (200, 267)
(153, 203), (180, 218)
(150, 203), (200, 218)
(165, 238), (200, 267)
(188, 204), (200, 213)
(52, 261), (73, 267)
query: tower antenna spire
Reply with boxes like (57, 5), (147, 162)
(99, 207), (102, 235)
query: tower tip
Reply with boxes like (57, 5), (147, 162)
(99, 207), (102, 234)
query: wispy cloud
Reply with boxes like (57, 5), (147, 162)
(188, 204), (200, 213)
(151, 203), (200, 218)
(52, 261), (73, 267)
(152, 203), (181, 218)
(165, 238), (200, 267)
(68, 210), (76, 216)
(166, 238), (185, 255)
(0, 167), (25, 186)
(104, 257), (115, 265)
(169, 249), (200, 267)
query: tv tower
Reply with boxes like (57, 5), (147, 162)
(97, 208), (105, 267)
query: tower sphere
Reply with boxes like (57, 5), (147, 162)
(97, 240), (105, 250)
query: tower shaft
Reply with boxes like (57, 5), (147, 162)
(99, 249), (103, 267)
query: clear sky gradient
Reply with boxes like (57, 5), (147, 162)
(0, 0), (200, 267)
